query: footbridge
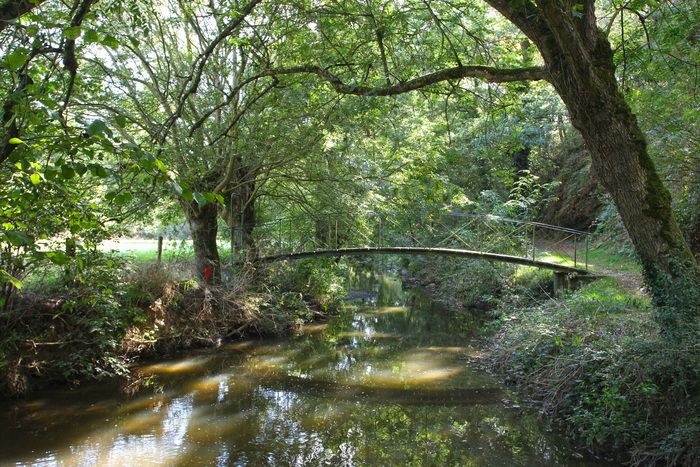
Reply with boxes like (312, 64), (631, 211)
(234, 211), (595, 288)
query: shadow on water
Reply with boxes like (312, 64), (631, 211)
(0, 269), (612, 466)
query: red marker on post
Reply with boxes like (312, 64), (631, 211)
(204, 267), (212, 286)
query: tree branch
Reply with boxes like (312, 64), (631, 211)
(60, 0), (98, 121)
(157, 0), (263, 143)
(242, 64), (547, 97)
(0, 0), (46, 31)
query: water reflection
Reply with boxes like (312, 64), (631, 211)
(0, 273), (609, 466)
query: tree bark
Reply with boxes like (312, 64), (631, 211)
(184, 201), (221, 284)
(518, 1), (700, 320)
(0, 0), (46, 31)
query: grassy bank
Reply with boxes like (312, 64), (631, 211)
(406, 242), (698, 465)
(485, 274), (700, 465)
(0, 255), (347, 398)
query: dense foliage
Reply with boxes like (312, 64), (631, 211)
(489, 279), (700, 465)
(1, 0), (699, 463)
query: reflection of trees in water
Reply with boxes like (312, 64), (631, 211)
(346, 267), (406, 307)
(1, 272), (592, 466)
(200, 393), (563, 466)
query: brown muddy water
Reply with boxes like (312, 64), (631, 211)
(0, 273), (609, 466)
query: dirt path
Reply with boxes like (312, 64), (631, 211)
(536, 239), (646, 296)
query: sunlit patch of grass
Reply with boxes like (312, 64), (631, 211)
(510, 265), (553, 288)
(536, 243), (643, 276)
(567, 277), (651, 314)
(98, 238), (235, 264)
(582, 246), (642, 274)
(536, 252), (577, 267)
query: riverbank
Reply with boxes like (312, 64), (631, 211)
(0, 258), (346, 398)
(404, 249), (700, 466)
(484, 278), (700, 466)
(0, 269), (608, 466)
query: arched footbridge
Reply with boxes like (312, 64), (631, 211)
(232, 211), (599, 290)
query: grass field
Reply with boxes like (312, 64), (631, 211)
(100, 238), (235, 263)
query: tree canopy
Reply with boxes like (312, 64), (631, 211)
(1, 0), (699, 321)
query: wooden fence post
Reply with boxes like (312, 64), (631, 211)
(157, 235), (164, 264)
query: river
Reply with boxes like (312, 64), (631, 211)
(0, 271), (608, 466)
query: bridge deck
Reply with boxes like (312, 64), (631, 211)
(258, 247), (592, 275)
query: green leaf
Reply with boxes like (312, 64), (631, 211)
(5, 48), (30, 70)
(29, 173), (41, 185)
(3, 230), (31, 247)
(74, 162), (87, 176)
(61, 164), (76, 179)
(44, 167), (58, 180)
(46, 251), (71, 266)
(139, 154), (155, 171)
(86, 119), (108, 137)
(181, 190), (194, 201)
(114, 192), (133, 205)
(88, 163), (109, 178)
(25, 25), (39, 37)
(63, 26), (82, 40)
(101, 35), (119, 49)
(8, 137), (23, 145)
(114, 115), (127, 128)
(0, 269), (22, 289)
(193, 192), (208, 207)
(83, 29), (99, 43)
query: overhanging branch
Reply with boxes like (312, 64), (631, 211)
(236, 64), (547, 99)
(157, 0), (263, 144)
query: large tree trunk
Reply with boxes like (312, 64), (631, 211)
(184, 201), (221, 283)
(522, 2), (700, 321)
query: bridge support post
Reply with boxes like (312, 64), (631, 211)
(553, 272), (598, 296)
(553, 271), (569, 296)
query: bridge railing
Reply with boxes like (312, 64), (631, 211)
(244, 211), (590, 270)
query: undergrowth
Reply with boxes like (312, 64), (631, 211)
(487, 277), (700, 466)
(0, 254), (346, 398)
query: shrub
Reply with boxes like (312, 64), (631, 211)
(0, 252), (145, 394)
(488, 279), (700, 465)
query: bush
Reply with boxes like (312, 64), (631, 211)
(0, 252), (145, 395)
(408, 255), (506, 309)
(487, 279), (700, 465)
(1, 257), (346, 397)
(269, 258), (347, 309)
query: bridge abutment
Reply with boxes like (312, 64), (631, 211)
(552, 272), (599, 296)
